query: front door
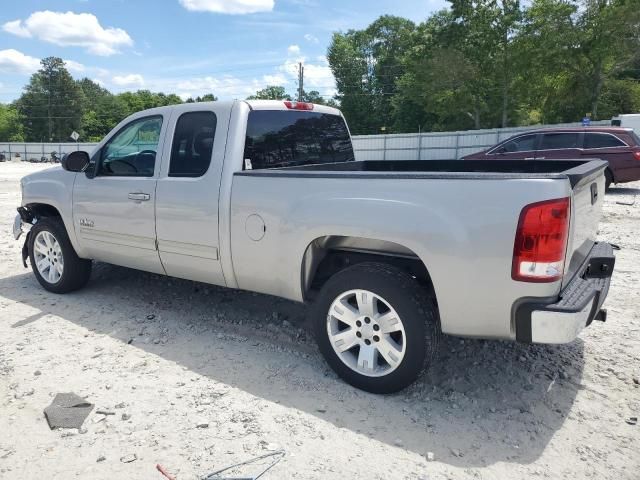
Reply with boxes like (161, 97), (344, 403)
(154, 104), (230, 285)
(73, 114), (168, 274)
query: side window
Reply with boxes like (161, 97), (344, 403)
(539, 132), (579, 150)
(500, 134), (536, 153)
(584, 133), (625, 149)
(98, 116), (162, 177)
(169, 111), (217, 177)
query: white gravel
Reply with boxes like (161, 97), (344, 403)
(1, 161), (638, 479)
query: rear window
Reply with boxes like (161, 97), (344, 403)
(584, 133), (625, 149)
(243, 110), (355, 170)
(540, 132), (580, 150)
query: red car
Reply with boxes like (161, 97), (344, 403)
(463, 127), (640, 189)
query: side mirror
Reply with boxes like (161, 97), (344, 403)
(61, 151), (90, 172)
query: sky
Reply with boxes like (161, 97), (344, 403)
(0, 0), (447, 103)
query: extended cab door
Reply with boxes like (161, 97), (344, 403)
(73, 114), (168, 274)
(154, 103), (230, 285)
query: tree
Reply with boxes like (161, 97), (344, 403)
(185, 93), (218, 103)
(16, 57), (85, 141)
(328, 15), (416, 134)
(247, 86), (292, 100)
(0, 103), (24, 141)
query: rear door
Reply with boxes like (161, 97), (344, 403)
(154, 103), (231, 285)
(536, 131), (581, 159)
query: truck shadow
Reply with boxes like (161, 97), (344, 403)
(1, 264), (585, 468)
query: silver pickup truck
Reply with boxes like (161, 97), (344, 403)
(13, 100), (616, 393)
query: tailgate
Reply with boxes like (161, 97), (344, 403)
(562, 165), (607, 288)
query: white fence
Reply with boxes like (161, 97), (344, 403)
(351, 120), (611, 161)
(0, 120), (611, 162)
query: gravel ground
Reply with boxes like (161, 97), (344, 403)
(0, 161), (638, 480)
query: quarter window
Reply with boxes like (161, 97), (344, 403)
(499, 134), (536, 153)
(540, 133), (579, 150)
(169, 112), (217, 177)
(98, 116), (162, 177)
(584, 133), (625, 149)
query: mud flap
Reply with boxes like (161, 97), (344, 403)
(22, 231), (31, 268)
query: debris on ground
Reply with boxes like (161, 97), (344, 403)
(120, 453), (138, 463)
(43, 393), (94, 430)
(156, 464), (177, 480)
(201, 450), (285, 480)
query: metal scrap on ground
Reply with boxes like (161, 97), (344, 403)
(43, 392), (94, 429)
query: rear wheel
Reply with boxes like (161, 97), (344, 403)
(29, 217), (92, 293)
(312, 262), (440, 393)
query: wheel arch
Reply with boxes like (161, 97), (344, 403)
(301, 235), (438, 305)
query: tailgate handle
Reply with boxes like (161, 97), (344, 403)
(590, 183), (598, 205)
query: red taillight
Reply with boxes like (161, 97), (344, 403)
(512, 197), (570, 282)
(284, 101), (314, 111)
(633, 150), (640, 161)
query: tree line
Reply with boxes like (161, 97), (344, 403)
(328, 0), (640, 134)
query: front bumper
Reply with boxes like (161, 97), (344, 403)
(515, 242), (615, 344)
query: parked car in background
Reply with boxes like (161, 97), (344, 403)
(463, 127), (640, 189)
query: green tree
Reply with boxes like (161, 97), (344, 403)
(185, 93), (218, 103)
(16, 57), (85, 141)
(328, 15), (416, 134)
(247, 86), (292, 100)
(0, 103), (25, 141)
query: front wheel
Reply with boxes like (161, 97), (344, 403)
(29, 217), (92, 294)
(312, 262), (440, 393)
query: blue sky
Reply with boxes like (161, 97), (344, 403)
(0, 0), (447, 103)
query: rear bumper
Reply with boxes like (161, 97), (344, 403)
(515, 242), (615, 344)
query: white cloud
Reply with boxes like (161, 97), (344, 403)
(92, 78), (106, 87)
(0, 49), (40, 74)
(179, 0), (275, 14)
(64, 59), (85, 73)
(2, 11), (133, 56)
(304, 33), (319, 44)
(175, 75), (258, 97)
(278, 49), (335, 96)
(262, 73), (288, 85)
(3, 20), (30, 38)
(287, 44), (301, 56)
(112, 74), (145, 87)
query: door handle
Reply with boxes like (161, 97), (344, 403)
(524, 157), (535, 160)
(537, 156), (545, 160)
(128, 193), (150, 201)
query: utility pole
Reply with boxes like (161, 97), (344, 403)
(48, 69), (52, 142)
(298, 62), (304, 102)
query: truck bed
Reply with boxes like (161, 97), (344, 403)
(241, 159), (607, 188)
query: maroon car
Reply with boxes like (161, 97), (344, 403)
(463, 127), (640, 189)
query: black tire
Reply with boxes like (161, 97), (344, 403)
(605, 170), (613, 191)
(312, 262), (440, 393)
(28, 217), (92, 294)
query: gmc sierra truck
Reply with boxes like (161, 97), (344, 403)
(13, 100), (616, 393)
